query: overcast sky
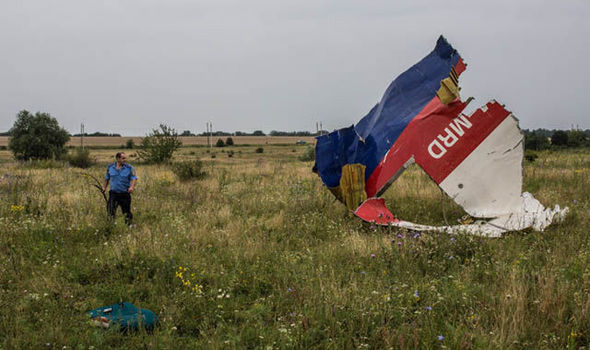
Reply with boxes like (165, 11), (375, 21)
(1, 0), (588, 135)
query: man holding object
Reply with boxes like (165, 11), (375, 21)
(102, 152), (137, 225)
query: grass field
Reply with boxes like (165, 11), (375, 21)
(0, 146), (589, 349)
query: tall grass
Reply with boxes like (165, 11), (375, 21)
(0, 148), (588, 348)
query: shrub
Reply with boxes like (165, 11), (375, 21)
(299, 145), (315, 161)
(228, 150), (234, 158)
(225, 137), (234, 146)
(216, 139), (225, 147)
(138, 124), (182, 163)
(551, 130), (568, 146)
(525, 132), (549, 150)
(568, 130), (588, 148)
(171, 160), (206, 181)
(67, 148), (95, 168)
(125, 139), (135, 149)
(9, 110), (70, 160)
(524, 150), (538, 163)
(255, 147), (264, 153)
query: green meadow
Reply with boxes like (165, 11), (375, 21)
(0, 146), (589, 349)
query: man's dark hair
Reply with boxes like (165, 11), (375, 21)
(116, 152), (125, 159)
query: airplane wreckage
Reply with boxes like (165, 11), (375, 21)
(314, 36), (567, 237)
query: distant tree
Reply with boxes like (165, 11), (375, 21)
(567, 130), (588, 148)
(225, 137), (234, 146)
(180, 130), (195, 136)
(125, 139), (135, 149)
(525, 132), (550, 150)
(138, 124), (182, 163)
(252, 130), (266, 136)
(551, 130), (568, 147)
(216, 138), (225, 147)
(67, 148), (95, 168)
(270, 130), (312, 136)
(72, 132), (121, 137)
(9, 110), (70, 160)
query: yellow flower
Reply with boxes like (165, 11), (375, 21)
(11, 205), (25, 212)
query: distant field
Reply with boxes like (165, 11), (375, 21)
(0, 136), (316, 147)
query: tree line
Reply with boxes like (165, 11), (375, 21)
(4, 110), (590, 161)
(523, 128), (590, 150)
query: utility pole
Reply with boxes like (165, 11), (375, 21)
(206, 121), (213, 148)
(81, 123), (85, 149)
(209, 122), (213, 149)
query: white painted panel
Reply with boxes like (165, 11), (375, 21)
(438, 115), (524, 218)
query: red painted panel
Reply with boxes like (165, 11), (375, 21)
(366, 100), (511, 197)
(354, 198), (399, 224)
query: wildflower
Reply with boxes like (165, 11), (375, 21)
(450, 237), (455, 242)
(370, 254), (376, 258)
(573, 199), (578, 204)
(438, 335), (444, 341)
(397, 234), (403, 239)
(449, 255), (454, 260)
(413, 290), (419, 299)
(287, 288), (292, 292)
(11, 204), (25, 212)
(360, 271), (366, 275)
(426, 306), (432, 311)
(369, 225), (375, 230)
(397, 241), (402, 246)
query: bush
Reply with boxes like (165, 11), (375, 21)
(299, 145), (315, 161)
(228, 150), (234, 158)
(551, 130), (568, 146)
(171, 160), (206, 181)
(255, 147), (264, 153)
(67, 148), (95, 168)
(9, 110), (70, 160)
(226, 137), (234, 146)
(568, 130), (588, 148)
(216, 139), (225, 147)
(525, 132), (549, 150)
(126, 139), (135, 149)
(138, 124), (182, 163)
(524, 150), (538, 163)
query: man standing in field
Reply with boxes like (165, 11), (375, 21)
(102, 152), (137, 226)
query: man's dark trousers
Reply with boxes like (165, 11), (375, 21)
(107, 191), (133, 224)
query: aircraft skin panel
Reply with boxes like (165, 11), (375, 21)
(438, 114), (524, 218)
(314, 36), (567, 235)
(315, 36), (463, 189)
